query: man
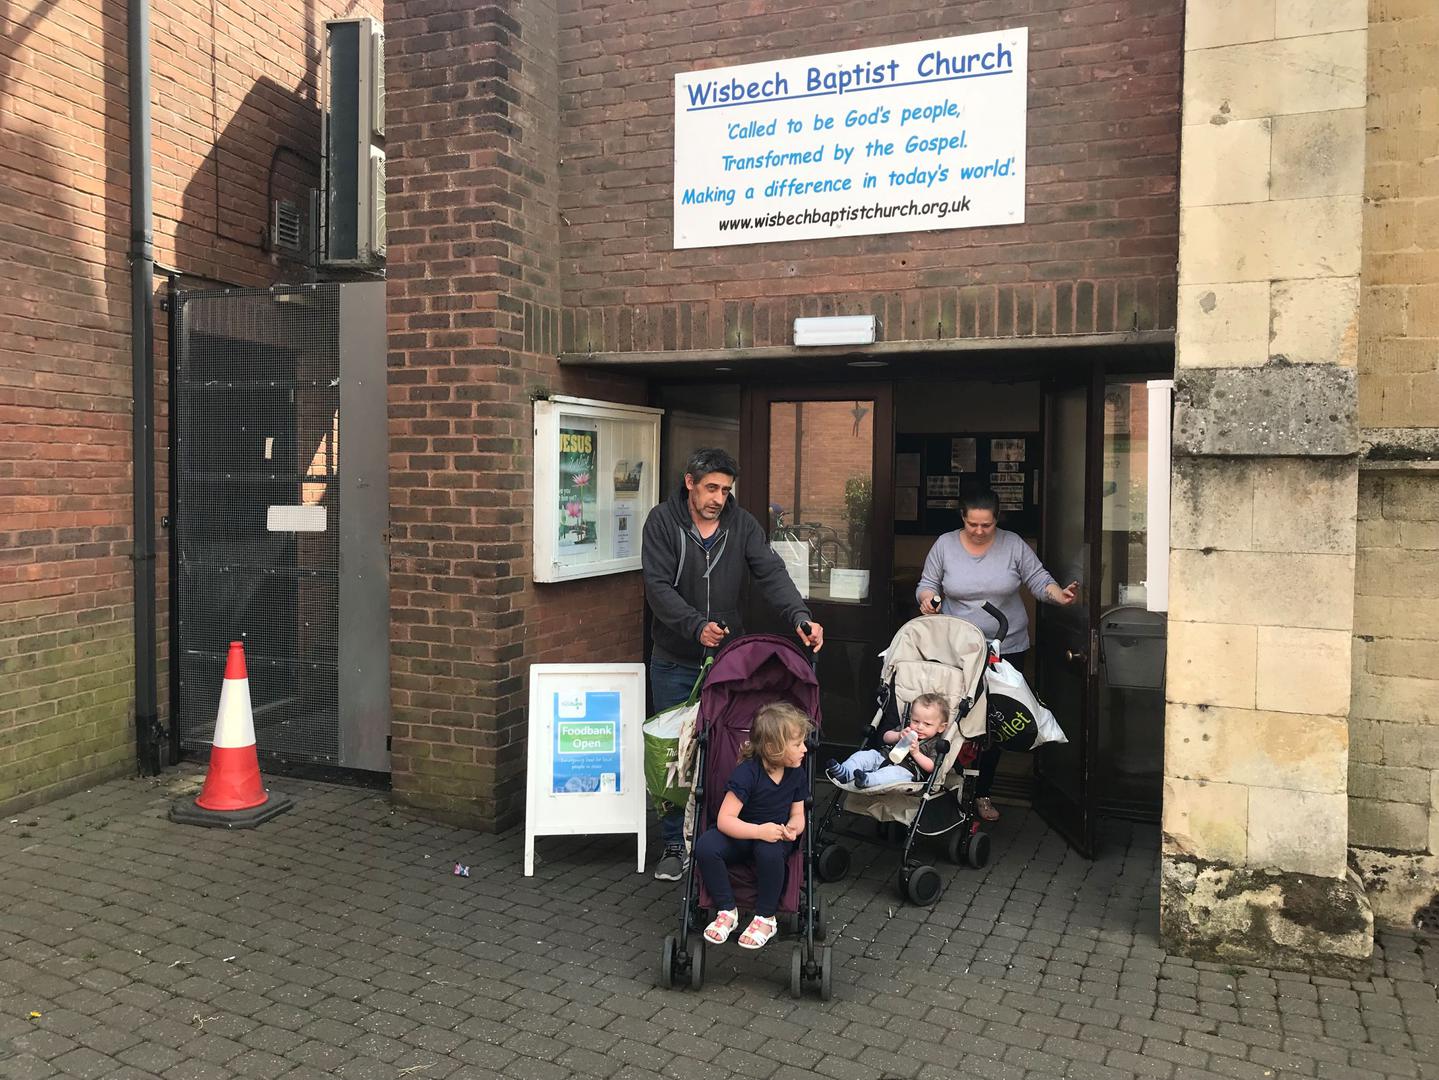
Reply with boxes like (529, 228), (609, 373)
(642, 447), (824, 880)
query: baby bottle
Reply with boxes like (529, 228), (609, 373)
(889, 731), (917, 764)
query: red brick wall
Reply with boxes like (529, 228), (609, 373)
(0, 0), (369, 812)
(557, 0), (1182, 353)
(384, 0), (647, 828)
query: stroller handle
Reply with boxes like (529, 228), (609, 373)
(798, 621), (820, 664)
(981, 601), (1009, 645)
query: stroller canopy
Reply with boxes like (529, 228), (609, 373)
(881, 615), (991, 739)
(696, 634), (821, 825)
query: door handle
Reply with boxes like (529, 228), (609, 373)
(1065, 648), (1086, 664)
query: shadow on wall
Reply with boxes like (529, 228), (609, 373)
(172, 0), (328, 283)
(173, 75), (322, 285)
(0, 0), (139, 799)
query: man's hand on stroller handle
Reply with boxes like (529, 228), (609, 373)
(699, 620), (729, 648)
(797, 620), (824, 652)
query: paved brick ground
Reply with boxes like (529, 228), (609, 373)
(1, 769), (1435, 1080)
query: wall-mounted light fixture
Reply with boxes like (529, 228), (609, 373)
(793, 315), (877, 347)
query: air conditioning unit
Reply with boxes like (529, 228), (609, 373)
(322, 17), (385, 266)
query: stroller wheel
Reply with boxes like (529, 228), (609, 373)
(901, 864), (943, 906)
(819, 945), (833, 1001)
(965, 831), (992, 869)
(660, 934), (679, 989)
(816, 844), (851, 883)
(789, 944), (803, 1000)
(687, 934), (706, 990)
(946, 829), (966, 865)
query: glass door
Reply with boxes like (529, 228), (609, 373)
(1033, 371), (1102, 857)
(1096, 379), (1165, 818)
(741, 385), (894, 749)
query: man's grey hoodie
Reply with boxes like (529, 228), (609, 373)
(642, 487), (812, 665)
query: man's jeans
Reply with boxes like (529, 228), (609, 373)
(651, 657), (703, 850)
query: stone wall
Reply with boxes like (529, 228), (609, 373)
(1161, 0), (1373, 975)
(1348, 0), (1439, 931)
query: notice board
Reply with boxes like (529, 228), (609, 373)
(525, 663), (647, 876)
(894, 431), (1041, 537)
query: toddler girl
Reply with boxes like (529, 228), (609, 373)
(695, 701), (811, 950)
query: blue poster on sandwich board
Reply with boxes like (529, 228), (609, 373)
(552, 690), (622, 794)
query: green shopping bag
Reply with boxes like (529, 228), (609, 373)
(642, 659), (711, 817)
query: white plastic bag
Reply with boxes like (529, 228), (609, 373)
(985, 655), (1068, 750)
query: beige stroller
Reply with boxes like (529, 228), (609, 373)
(812, 605), (1004, 905)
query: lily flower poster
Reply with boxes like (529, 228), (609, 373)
(558, 426), (598, 550)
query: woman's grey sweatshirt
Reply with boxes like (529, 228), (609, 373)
(916, 528), (1058, 654)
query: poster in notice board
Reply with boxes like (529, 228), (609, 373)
(894, 431), (1041, 537)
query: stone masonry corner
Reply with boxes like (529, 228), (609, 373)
(1161, 855), (1374, 979)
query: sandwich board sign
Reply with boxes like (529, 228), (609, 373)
(525, 662), (647, 876)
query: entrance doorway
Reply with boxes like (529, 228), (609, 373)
(651, 348), (1170, 852)
(739, 386), (894, 749)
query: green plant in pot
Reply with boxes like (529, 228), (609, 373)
(843, 475), (872, 569)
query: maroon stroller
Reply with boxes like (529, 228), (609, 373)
(658, 631), (834, 999)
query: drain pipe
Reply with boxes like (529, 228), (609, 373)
(129, 0), (160, 775)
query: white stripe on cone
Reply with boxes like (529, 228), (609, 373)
(213, 670), (257, 749)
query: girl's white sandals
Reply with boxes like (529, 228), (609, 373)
(737, 915), (778, 950)
(704, 909), (739, 944)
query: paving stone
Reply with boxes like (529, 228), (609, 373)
(1, 773), (1433, 1080)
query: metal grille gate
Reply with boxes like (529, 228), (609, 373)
(173, 282), (389, 771)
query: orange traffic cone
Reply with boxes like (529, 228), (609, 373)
(170, 641), (294, 828)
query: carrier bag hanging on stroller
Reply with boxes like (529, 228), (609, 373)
(985, 654), (1067, 751)
(642, 659), (712, 818)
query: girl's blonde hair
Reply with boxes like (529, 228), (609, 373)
(741, 701), (814, 768)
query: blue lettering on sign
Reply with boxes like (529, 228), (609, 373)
(805, 58), (902, 95)
(917, 43), (1014, 79)
(686, 72), (791, 109)
(680, 186), (737, 207)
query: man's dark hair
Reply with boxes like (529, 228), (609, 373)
(684, 447), (739, 482)
(960, 486), (1001, 520)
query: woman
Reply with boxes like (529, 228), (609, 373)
(916, 488), (1077, 823)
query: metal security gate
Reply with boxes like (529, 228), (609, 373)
(172, 282), (390, 772)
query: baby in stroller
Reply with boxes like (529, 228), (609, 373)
(824, 693), (949, 789)
(694, 701), (811, 950)
(813, 611), (998, 906)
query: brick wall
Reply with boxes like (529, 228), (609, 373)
(1349, 0), (1439, 927)
(0, 0), (369, 812)
(384, 0), (646, 829)
(557, 0), (1183, 354)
